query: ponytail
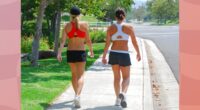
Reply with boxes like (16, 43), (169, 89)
(74, 17), (80, 29)
(70, 15), (80, 29)
(115, 8), (126, 21)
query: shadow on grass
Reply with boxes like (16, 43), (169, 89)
(21, 57), (72, 83)
(22, 73), (71, 83)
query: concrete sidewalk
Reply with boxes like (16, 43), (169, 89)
(47, 38), (154, 110)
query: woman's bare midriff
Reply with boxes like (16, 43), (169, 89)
(67, 37), (85, 50)
(111, 40), (128, 51)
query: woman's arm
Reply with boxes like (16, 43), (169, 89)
(85, 23), (94, 57)
(128, 25), (141, 61)
(102, 26), (111, 64)
(57, 24), (68, 62)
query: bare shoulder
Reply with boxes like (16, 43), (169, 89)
(63, 23), (70, 32)
(107, 24), (116, 31)
(64, 22), (71, 28)
(80, 21), (89, 27)
(123, 23), (134, 31)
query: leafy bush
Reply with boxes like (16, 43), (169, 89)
(21, 36), (50, 53)
(166, 19), (179, 24)
(62, 15), (70, 21)
(21, 37), (32, 53)
(22, 20), (50, 37)
(22, 21), (35, 36)
(39, 38), (50, 51)
(89, 30), (106, 43)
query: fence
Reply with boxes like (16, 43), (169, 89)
(60, 21), (111, 31)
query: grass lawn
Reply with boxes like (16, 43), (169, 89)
(21, 43), (105, 110)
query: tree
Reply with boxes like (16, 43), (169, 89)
(31, 0), (48, 66)
(146, 0), (179, 24)
(21, 0), (39, 36)
(102, 0), (134, 21)
(45, 0), (68, 54)
(133, 5), (146, 21)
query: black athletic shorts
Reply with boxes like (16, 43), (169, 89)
(108, 51), (131, 66)
(66, 50), (86, 63)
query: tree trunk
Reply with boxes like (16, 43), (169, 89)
(164, 19), (167, 24)
(31, 0), (47, 66)
(51, 14), (56, 39)
(46, 18), (51, 35)
(53, 11), (61, 55)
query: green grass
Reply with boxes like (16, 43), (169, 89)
(21, 43), (105, 110)
(149, 19), (179, 26)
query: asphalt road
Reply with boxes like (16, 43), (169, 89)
(132, 23), (179, 82)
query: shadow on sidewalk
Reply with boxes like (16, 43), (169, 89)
(87, 62), (112, 72)
(45, 100), (123, 110)
(85, 105), (123, 110)
(44, 100), (78, 110)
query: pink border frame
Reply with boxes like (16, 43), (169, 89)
(180, 0), (200, 110)
(0, 0), (200, 109)
(0, 0), (20, 110)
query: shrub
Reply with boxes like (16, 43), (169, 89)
(39, 38), (50, 51)
(21, 36), (50, 53)
(22, 20), (50, 37)
(89, 30), (106, 43)
(21, 36), (32, 53)
(22, 21), (35, 36)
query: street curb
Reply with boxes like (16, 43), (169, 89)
(143, 39), (179, 110)
(140, 39), (154, 110)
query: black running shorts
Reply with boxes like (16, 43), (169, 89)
(67, 50), (86, 63)
(108, 51), (131, 66)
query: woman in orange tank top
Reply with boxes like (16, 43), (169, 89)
(57, 7), (94, 108)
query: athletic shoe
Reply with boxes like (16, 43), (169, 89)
(115, 98), (121, 106)
(119, 93), (127, 108)
(74, 96), (81, 108)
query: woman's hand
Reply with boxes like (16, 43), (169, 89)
(88, 51), (94, 58)
(136, 53), (141, 62)
(90, 52), (94, 58)
(57, 52), (62, 62)
(102, 57), (107, 64)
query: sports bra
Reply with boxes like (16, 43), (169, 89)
(111, 23), (129, 41)
(67, 22), (86, 39)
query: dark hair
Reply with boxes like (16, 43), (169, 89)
(115, 8), (126, 21)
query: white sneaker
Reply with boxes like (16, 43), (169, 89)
(119, 93), (127, 108)
(115, 98), (121, 106)
(74, 96), (81, 108)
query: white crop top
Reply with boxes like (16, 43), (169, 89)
(111, 23), (129, 41)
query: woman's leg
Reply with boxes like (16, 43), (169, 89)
(112, 65), (121, 97)
(76, 62), (86, 96)
(120, 66), (130, 93)
(69, 63), (78, 95)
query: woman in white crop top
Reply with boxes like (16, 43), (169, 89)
(102, 8), (141, 108)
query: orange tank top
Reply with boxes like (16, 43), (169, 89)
(67, 22), (86, 38)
